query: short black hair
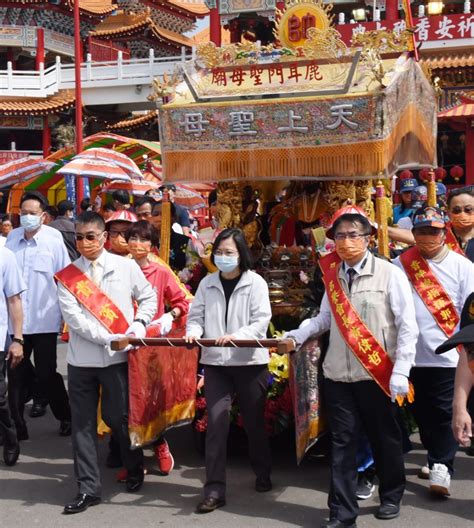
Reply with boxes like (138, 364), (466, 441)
(2, 215), (11, 223)
(76, 211), (106, 231)
(208, 190), (217, 208)
(152, 201), (176, 217)
(57, 199), (75, 216)
(20, 191), (48, 211)
(447, 186), (474, 207)
(112, 190), (130, 205)
(80, 198), (91, 212)
(332, 214), (372, 236)
(45, 206), (58, 219)
(159, 184), (176, 192)
(103, 203), (116, 212)
(125, 220), (159, 246)
(135, 196), (156, 209)
(211, 228), (252, 272)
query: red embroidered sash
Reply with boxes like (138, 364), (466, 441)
(445, 225), (465, 256)
(55, 264), (129, 334)
(318, 251), (341, 276)
(399, 246), (459, 337)
(321, 263), (395, 398)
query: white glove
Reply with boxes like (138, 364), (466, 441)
(155, 312), (174, 336)
(126, 321), (146, 339)
(389, 373), (409, 402)
(105, 333), (131, 356)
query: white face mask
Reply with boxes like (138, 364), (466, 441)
(20, 214), (42, 232)
(214, 255), (239, 273)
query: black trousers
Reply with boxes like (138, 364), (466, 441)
(0, 351), (17, 444)
(324, 379), (405, 524)
(410, 367), (458, 475)
(203, 364), (271, 499)
(8, 333), (70, 429)
(68, 362), (143, 497)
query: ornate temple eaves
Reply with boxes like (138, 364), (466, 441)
(105, 109), (158, 131)
(0, 90), (75, 116)
(1, 0), (117, 17)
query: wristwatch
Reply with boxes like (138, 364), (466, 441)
(133, 319), (147, 327)
(170, 310), (178, 320)
(12, 337), (24, 346)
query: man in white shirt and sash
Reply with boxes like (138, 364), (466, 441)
(55, 212), (156, 514)
(286, 207), (418, 528)
(394, 205), (474, 496)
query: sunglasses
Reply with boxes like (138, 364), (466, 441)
(75, 233), (103, 241)
(108, 231), (127, 238)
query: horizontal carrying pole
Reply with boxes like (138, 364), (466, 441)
(111, 337), (296, 355)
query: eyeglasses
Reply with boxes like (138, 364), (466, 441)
(75, 232), (103, 241)
(214, 250), (239, 256)
(334, 233), (369, 241)
(108, 230), (127, 238)
(450, 206), (473, 215)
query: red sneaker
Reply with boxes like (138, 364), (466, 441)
(116, 468), (128, 483)
(154, 439), (174, 475)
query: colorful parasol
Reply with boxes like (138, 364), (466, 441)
(0, 158), (57, 188)
(57, 158), (131, 181)
(74, 148), (143, 180)
(173, 184), (207, 210)
(102, 179), (159, 196)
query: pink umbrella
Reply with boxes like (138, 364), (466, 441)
(57, 158), (131, 181)
(0, 158), (57, 188)
(102, 179), (159, 196)
(75, 148), (143, 180)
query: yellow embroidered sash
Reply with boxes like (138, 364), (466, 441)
(399, 246), (459, 337)
(55, 264), (129, 334)
(445, 224), (465, 256)
(321, 263), (395, 398)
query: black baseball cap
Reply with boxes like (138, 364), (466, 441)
(436, 292), (474, 354)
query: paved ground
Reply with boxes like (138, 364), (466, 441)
(1, 345), (474, 528)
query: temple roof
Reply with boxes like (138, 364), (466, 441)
(92, 12), (196, 47)
(0, 90), (75, 116)
(193, 26), (231, 45)
(167, 0), (208, 15)
(1, 0), (117, 16)
(421, 52), (474, 70)
(106, 110), (158, 131)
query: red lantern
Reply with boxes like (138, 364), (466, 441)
(419, 168), (432, 183)
(434, 167), (447, 182)
(399, 169), (413, 180)
(450, 165), (464, 182)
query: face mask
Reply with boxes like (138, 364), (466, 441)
(128, 240), (150, 260)
(109, 234), (129, 255)
(20, 214), (42, 233)
(414, 234), (444, 257)
(214, 255), (239, 273)
(76, 234), (105, 260)
(450, 212), (474, 230)
(335, 238), (367, 262)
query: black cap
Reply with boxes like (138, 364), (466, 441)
(435, 292), (474, 354)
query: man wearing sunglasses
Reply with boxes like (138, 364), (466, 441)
(286, 206), (418, 527)
(56, 212), (156, 514)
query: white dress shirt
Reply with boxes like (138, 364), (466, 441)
(0, 246), (26, 351)
(57, 250), (157, 368)
(287, 252), (419, 377)
(6, 225), (70, 334)
(394, 249), (474, 368)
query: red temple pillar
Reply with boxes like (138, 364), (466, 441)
(465, 121), (474, 186)
(385, 0), (399, 21)
(209, 0), (221, 46)
(229, 19), (241, 43)
(42, 117), (51, 158)
(36, 28), (45, 70)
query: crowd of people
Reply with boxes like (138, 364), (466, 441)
(0, 181), (473, 528)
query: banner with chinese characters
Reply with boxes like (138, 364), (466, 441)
(159, 57), (437, 182)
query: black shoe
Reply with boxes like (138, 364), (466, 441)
(59, 420), (72, 437)
(356, 473), (375, 500)
(106, 449), (123, 468)
(375, 503), (400, 520)
(322, 520), (357, 528)
(195, 497), (226, 514)
(255, 476), (272, 492)
(3, 440), (20, 466)
(30, 402), (47, 418)
(126, 466), (144, 493)
(63, 493), (101, 514)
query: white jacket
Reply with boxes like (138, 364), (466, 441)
(186, 270), (272, 366)
(57, 251), (157, 368)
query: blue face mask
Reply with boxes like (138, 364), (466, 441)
(20, 214), (42, 233)
(214, 255), (239, 273)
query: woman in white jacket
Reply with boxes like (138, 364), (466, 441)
(185, 228), (272, 514)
